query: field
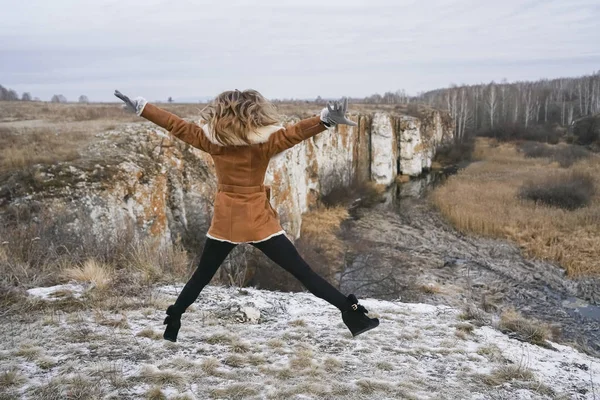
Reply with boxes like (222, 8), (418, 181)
(1, 102), (599, 399)
(432, 138), (600, 276)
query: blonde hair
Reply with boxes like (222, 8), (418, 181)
(200, 89), (280, 146)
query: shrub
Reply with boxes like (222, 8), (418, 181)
(434, 139), (475, 165)
(320, 180), (384, 208)
(551, 145), (592, 167)
(518, 171), (595, 210)
(518, 141), (553, 159)
(478, 123), (561, 144)
(572, 114), (600, 146)
(518, 141), (591, 167)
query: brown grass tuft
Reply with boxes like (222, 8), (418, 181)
(210, 383), (259, 399)
(323, 357), (342, 372)
(200, 357), (221, 375)
(419, 282), (442, 294)
(223, 354), (246, 368)
(126, 239), (190, 283)
(62, 259), (111, 289)
(432, 138), (600, 276)
(498, 308), (552, 346)
(476, 345), (505, 362)
(14, 345), (42, 361)
(139, 365), (186, 386)
(481, 364), (535, 386)
(145, 386), (167, 400)
(356, 379), (394, 393)
(136, 328), (163, 340)
(205, 332), (235, 345)
(0, 368), (26, 388)
(288, 319), (306, 327)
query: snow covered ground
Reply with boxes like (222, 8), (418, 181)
(1, 284), (598, 399)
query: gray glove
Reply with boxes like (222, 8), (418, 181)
(114, 90), (147, 116)
(320, 98), (357, 127)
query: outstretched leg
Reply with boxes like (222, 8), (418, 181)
(251, 234), (348, 310)
(252, 234), (379, 336)
(164, 237), (236, 341)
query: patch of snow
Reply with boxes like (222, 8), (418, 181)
(3, 285), (598, 399)
(26, 283), (87, 301)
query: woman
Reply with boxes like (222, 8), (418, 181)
(114, 89), (379, 342)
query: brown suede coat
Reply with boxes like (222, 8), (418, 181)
(141, 104), (328, 243)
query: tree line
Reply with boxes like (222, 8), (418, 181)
(417, 72), (600, 142)
(345, 71), (600, 143)
(0, 84), (89, 103)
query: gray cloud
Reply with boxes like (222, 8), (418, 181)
(1, 0), (598, 101)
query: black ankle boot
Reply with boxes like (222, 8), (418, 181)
(163, 305), (181, 342)
(342, 294), (379, 337)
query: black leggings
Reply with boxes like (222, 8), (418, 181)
(170, 234), (348, 315)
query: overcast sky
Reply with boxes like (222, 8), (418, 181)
(1, 0), (598, 102)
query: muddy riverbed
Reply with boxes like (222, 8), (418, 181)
(337, 171), (600, 356)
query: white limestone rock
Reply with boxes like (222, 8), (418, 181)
(370, 113), (397, 185)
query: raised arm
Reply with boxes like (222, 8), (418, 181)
(114, 90), (214, 154)
(266, 116), (328, 156)
(266, 97), (357, 157)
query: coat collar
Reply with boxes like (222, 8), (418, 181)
(201, 123), (283, 146)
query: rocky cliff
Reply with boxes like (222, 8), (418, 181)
(1, 109), (453, 245)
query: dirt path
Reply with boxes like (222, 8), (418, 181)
(338, 191), (600, 357)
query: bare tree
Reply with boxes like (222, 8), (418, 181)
(78, 95), (89, 104)
(51, 94), (67, 103)
(485, 82), (498, 128)
(417, 70), (600, 135)
(7, 89), (19, 101)
(21, 92), (32, 101)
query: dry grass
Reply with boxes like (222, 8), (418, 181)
(200, 357), (221, 375)
(210, 383), (259, 399)
(432, 138), (600, 276)
(455, 322), (475, 334)
(498, 308), (552, 346)
(139, 365), (186, 387)
(0, 126), (84, 173)
(267, 338), (284, 348)
(62, 259), (111, 289)
(28, 375), (104, 400)
(0, 368), (26, 388)
(323, 357), (342, 372)
(223, 354), (246, 368)
(458, 303), (491, 326)
(0, 101), (202, 123)
(126, 239), (189, 284)
(14, 345), (42, 361)
(0, 101), (205, 174)
(0, 205), (191, 311)
(300, 206), (349, 275)
(476, 345), (505, 363)
(356, 379), (394, 394)
(205, 332), (235, 345)
(136, 328), (163, 340)
(145, 386), (167, 400)
(288, 319), (306, 327)
(419, 282), (443, 294)
(36, 356), (57, 370)
(482, 364), (535, 386)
